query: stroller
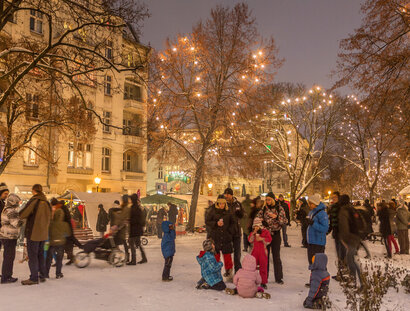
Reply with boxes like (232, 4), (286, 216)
(75, 226), (126, 268)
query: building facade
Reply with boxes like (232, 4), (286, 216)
(0, 7), (148, 196)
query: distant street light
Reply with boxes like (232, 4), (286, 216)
(94, 176), (101, 192)
(208, 183), (213, 196)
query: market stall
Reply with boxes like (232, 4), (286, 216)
(399, 185), (410, 200)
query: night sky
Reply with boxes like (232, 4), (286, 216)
(141, 0), (363, 90)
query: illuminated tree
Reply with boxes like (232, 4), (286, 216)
(148, 3), (281, 230)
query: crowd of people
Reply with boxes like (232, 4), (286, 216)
(0, 181), (408, 309)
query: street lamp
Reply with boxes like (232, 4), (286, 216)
(328, 190), (331, 199)
(208, 183), (213, 196)
(94, 176), (101, 192)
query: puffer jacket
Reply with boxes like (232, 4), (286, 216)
(161, 220), (176, 258)
(305, 253), (330, 306)
(205, 205), (235, 254)
(49, 208), (71, 246)
(233, 254), (262, 298)
(0, 194), (23, 239)
(19, 193), (51, 241)
(396, 205), (409, 231)
(307, 203), (329, 246)
(197, 251), (223, 287)
(256, 203), (287, 234)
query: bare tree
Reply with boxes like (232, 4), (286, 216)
(148, 3), (281, 230)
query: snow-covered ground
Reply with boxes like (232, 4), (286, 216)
(1, 227), (408, 311)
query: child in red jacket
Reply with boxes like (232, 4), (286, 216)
(248, 217), (272, 288)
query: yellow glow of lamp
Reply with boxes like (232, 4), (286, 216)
(208, 183), (213, 189)
(94, 176), (101, 192)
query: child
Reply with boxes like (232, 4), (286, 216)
(161, 220), (176, 281)
(46, 200), (71, 279)
(248, 217), (272, 288)
(303, 253), (330, 309)
(226, 254), (270, 299)
(196, 239), (226, 291)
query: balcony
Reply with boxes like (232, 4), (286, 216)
(121, 170), (145, 181)
(67, 167), (94, 175)
(123, 98), (144, 114)
(124, 135), (144, 146)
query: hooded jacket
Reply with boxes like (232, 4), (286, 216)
(205, 204), (235, 254)
(49, 208), (71, 246)
(306, 253), (330, 302)
(161, 220), (176, 258)
(129, 202), (146, 237)
(307, 202), (329, 246)
(19, 193), (51, 241)
(338, 204), (361, 248)
(256, 203), (287, 234)
(0, 194), (23, 239)
(248, 228), (272, 256)
(396, 205), (409, 231)
(109, 203), (130, 240)
(96, 207), (109, 233)
(233, 254), (262, 298)
(197, 250), (223, 287)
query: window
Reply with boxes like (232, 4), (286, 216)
(124, 83), (142, 101)
(68, 142), (92, 169)
(85, 144), (92, 168)
(26, 94), (39, 119)
(277, 179), (286, 189)
(76, 143), (83, 167)
(102, 111), (111, 133)
(123, 113), (142, 136)
(122, 151), (141, 172)
(68, 142), (74, 167)
(104, 75), (112, 95)
(123, 119), (131, 135)
(102, 147), (111, 172)
(29, 10), (43, 34)
(105, 41), (113, 60)
(123, 153), (131, 171)
(24, 138), (38, 166)
(158, 167), (163, 179)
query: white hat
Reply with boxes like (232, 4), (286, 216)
(308, 193), (321, 206)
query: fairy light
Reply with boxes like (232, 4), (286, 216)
(196, 77), (201, 81)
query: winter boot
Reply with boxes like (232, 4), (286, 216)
(162, 276), (173, 282)
(127, 261), (136, 265)
(225, 288), (237, 295)
(56, 274), (64, 279)
(256, 292), (271, 299)
(21, 279), (39, 285)
(223, 269), (233, 282)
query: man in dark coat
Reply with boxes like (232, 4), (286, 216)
(327, 191), (345, 277)
(278, 194), (291, 247)
(96, 204), (109, 237)
(127, 194), (147, 265)
(224, 188), (244, 273)
(156, 206), (168, 239)
(296, 197), (310, 248)
(167, 202), (178, 225)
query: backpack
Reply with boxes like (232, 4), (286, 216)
(348, 206), (372, 240)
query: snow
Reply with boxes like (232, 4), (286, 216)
(1, 227), (408, 311)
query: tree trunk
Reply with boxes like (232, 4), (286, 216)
(186, 156), (205, 232)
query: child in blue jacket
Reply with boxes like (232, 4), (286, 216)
(304, 253), (330, 309)
(161, 220), (176, 281)
(196, 239), (226, 291)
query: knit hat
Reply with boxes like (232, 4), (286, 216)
(266, 192), (276, 200)
(252, 217), (263, 228)
(308, 193), (321, 206)
(202, 239), (214, 252)
(0, 183), (9, 196)
(224, 188), (233, 195)
(5, 193), (21, 208)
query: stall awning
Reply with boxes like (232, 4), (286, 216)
(141, 194), (187, 205)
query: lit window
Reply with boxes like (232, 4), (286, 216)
(102, 147), (111, 172)
(68, 142), (74, 167)
(24, 138), (38, 166)
(158, 167), (163, 179)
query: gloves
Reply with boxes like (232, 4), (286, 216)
(308, 219), (314, 226)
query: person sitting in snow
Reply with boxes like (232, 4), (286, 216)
(225, 254), (271, 299)
(303, 253), (330, 309)
(161, 220), (176, 282)
(196, 239), (226, 291)
(248, 217), (272, 289)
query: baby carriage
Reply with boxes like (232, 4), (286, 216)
(74, 227), (126, 268)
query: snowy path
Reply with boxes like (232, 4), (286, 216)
(0, 227), (408, 311)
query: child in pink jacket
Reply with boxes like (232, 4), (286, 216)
(226, 254), (270, 299)
(248, 217), (272, 288)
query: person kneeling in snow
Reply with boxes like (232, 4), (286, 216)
(304, 253), (330, 309)
(161, 221), (176, 281)
(196, 239), (226, 291)
(225, 254), (270, 299)
(248, 217), (271, 289)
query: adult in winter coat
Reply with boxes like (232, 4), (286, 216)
(167, 202), (178, 225)
(256, 192), (287, 284)
(96, 204), (109, 237)
(196, 239), (226, 291)
(338, 195), (362, 284)
(127, 194), (147, 265)
(306, 194), (329, 266)
(327, 192), (345, 266)
(156, 206), (168, 238)
(248, 217), (272, 287)
(46, 201), (71, 279)
(296, 197), (310, 248)
(240, 194), (252, 252)
(233, 254), (262, 298)
(109, 195), (130, 260)
(0, 183), (9, 250)
(303, 253), (330, 309)
(161, 220), (176, 281)
(0, 193), (23, 283)
(224, 188), (244, 273)
(278, 194), (291, 247)
(247, 196), (263, 234)
(377, 202), (394, 257)
(19, 184), (51, 285)
(205, 195), (235, 276)
(396, 201), (409, 254)
(59, 200), (82, 266)
(387, 201), (400, 254)
(363, 199), (374, 221)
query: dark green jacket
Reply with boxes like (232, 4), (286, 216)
(49, 208), (71, 246)
(240, 198), (252, 235)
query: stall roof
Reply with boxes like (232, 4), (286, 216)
(59, 191), (122, 235)
(399, 185), (410, 196)
(141, 194), (187, 205)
